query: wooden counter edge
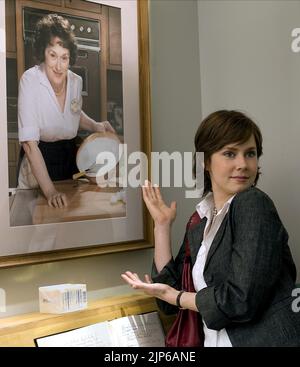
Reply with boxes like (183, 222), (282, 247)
(0, 293), (175, 347)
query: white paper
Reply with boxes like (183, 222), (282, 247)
(35, 312), (165, 347)
(110, 312), (166, 347)
(36, 322), (113, 347)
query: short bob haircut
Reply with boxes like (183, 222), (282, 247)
(193, 110), (263, 197)
(34, 13), (77, 66)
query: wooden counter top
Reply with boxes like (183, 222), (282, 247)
(0, 294), (175, 347)
(9, 180), (126, 226)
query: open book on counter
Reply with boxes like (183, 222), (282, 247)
(35, 311), (165, 347)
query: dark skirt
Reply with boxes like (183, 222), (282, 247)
(18, 138), (78, 182)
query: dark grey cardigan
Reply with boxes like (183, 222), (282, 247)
(152, 187), (300, 347)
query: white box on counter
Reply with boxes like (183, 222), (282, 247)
(39, 284), (87, 314)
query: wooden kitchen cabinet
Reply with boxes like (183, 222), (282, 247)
(108, 6), (122, 69)
(64, 0), (102, 14)
(8, 139), (20, 188)
(8, 165), (18, 189)
(34, 0), (63, 6)
(5, 0), (17, 57)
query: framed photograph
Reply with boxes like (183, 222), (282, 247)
(0, 0), (153, 268)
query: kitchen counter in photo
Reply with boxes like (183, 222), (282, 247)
(9, 180), (126, 226)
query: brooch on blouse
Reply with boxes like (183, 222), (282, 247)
(70, 99), (81, 114)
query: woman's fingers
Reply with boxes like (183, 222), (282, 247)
(58, 193), (67, 207)
(170, 201), (177, 212)
(120, 273), (133, 283)
(153, 184), (163, 203)
(122, 271), (153, 286)
(142, 180), (176, 225)
(55, 195), (63, 209)
(121, 271), (168, 299)
(49, 196), (58, 208)
(133, 272), (140, 280)
(148, 181), (157, 201)
(121, 272), (145, 289)
(122, 271), (146, 284)
(145, 181), (164, 204)
(121, 274), (138, 289)
(122, 271), (137, 281)
(143, 180), (158, 202)
(142, 185), (148, 201)
(144, 274), (152, 284)
(60, 193), (68, 207)
(47, 193), (68, 208)
(143, 180), (153, 201)
(102, 121), (116, 134)
(52, 197), (60, 209)
(142, 183), (154, 208)
(121, 272), (167, 300)
(56, 195), (64, 209)
(125, 271), (141, 281)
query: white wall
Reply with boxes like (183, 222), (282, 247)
(0, 0), (202, 318)
(149, 0), (202, 254)
(0, 251), (153, 317)
(197, 0), (300, 281)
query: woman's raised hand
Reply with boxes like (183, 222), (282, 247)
(142, 180), (176, 226)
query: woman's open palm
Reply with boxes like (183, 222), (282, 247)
(142, 180), (176, 226)
(121, 271), (170, 299)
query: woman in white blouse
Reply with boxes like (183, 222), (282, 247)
(18, 14), (115, 208)
(121, 110), (300, 347)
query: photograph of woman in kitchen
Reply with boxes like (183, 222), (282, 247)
(122, 110), (300, 346)
(17, 13), (115, 208)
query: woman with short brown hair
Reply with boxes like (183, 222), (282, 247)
(122, 109), (300, 346)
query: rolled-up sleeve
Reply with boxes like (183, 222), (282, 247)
(18, 73), (40, 142)
(196, 189), (286, 330)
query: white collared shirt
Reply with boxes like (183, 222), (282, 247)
(192, 192), (235, 347)
(18, 64), (82, 143)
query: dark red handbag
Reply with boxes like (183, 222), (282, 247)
(165, 211), (204, 347)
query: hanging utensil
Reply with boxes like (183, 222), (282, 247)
(72, 162), (97, 180)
